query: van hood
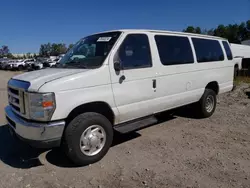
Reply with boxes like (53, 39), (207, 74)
(12, 68), (89, 91)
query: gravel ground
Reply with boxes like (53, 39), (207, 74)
(0, 70), (249, 188)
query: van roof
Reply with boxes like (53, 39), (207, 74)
(93, 29), (226, 40)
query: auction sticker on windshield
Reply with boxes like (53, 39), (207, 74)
(97, 37), (112, 42)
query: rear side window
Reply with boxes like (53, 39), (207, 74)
(116, 34), (152, 69)
(192, 38), (224, 63)
(222, 41), (233, 60)
(154, 35), (194, 66)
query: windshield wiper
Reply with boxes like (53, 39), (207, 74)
(61, 60), (88, 69)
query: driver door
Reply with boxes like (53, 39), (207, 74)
(109, 33), (157, 123)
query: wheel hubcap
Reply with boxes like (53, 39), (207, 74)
(205, 95), (214, 113)
(80, 125), (106, 156)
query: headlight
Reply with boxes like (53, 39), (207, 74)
(28, 92), (56, 121)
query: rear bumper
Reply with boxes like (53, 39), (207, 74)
(5, 105), (65, 148)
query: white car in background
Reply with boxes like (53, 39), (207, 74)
(43, 58), (60, 68)
(1, 60), (14, 70)
(32, 60), (44, 70)
(0, 59), (10, 69)
(9, 59), (35, 71)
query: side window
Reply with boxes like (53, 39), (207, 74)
(192, 38), (224, 63)
(116, 34), (152, 69)
(154, 35), (194, 66)
(222, 41), (233, 60)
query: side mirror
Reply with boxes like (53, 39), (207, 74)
(114, 61), (121, 72)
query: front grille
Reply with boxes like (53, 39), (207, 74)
(8, 86), (25, 115)
(6, 116), (16, 128)
(7, 79), (30, 119)
(10, 103), (20, 112)
(9, 87), (19, 95)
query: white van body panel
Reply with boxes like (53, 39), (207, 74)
(231, 43), (250, 59)
(230, 43), (250, 70)
(108, 31), (234, 123)
(13, 69), (87, 92)
(8, 29), (234, 125)
(108, 32), (158, 123)
(37, 65), (119, 121)
(150, 34), (233, 113)
(233, 57), (243, 70)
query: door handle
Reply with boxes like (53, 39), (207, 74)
(152, 79), (156, 89)
(119, 75), (126, 83)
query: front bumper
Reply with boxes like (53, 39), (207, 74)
(5, 106), (65, 148)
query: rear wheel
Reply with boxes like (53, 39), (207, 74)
(18, 65), (24, 71)
(62, 112), (113, 166)
(197, 89), (217, 118)
(234, 66), (239, 78)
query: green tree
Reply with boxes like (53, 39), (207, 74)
(228, 24), (241, 43)
(214, 24), (227, 38)
(245, 20), (250, 40)
(39, 44), (46, 57)
(0, 45), (10, 57)
(51, 43), (67, 56)
(6, 53), (14, 59)
(44, 43), (52, 56)
(26, 52), (31, 59)
(68, 43), (74, 50)
(195, 27), (201, 34)
(201, 29), (214, 35)
(183, 26), (196, 33)
(40, 43), (68, 56)
(238, 22), (247, 41)
(183, 26), (202, 34)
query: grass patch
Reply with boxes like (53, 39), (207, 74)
(234, 76), (250, 85)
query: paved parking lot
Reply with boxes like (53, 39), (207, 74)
(0, 70), (249, 188)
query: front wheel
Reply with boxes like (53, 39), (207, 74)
(18, 65), (24, 71)
(62, 112), (113, 166)
(197, 89), (217, 118)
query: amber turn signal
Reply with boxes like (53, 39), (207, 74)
(42, 101), (53, 108)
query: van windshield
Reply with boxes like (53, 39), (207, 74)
(58, 32), (121, 69)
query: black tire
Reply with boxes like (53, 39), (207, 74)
(62, 112), (113, 166)
(198, 89), (217, 118)
(18, 65), (24, 71)
(234, 66), (239, 78)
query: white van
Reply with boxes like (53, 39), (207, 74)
(230, 43), (250, 76)
(5, 30), (234, 165)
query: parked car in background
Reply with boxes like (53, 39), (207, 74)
(31, 59), (44, 70)
(8, 59), (35, 71)
(2, 60), (15, 70)
(43, 58), (60, 68)
(0, 59), (9, 69)
(24, 59), (36, 69)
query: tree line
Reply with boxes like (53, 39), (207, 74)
(39, 43), (74, 57)
(0, 45), (11, 58)
(39, 20), (250, 57)
(1, 20), (250, 59)
(183, 20), (250, 43)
